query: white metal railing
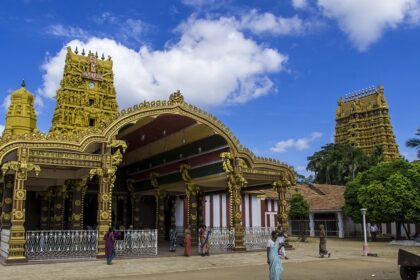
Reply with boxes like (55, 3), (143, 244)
(198, 227), (235, 252)
(25, 230), (98, 260)
(289, 220), (338, 236)
(244, 227), (275, 250)
(114, 229), (158, 256)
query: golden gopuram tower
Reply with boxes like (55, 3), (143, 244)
(335, 85), (400, 160)
(3, 80), (37, 137)
(50, 47), (118, 135)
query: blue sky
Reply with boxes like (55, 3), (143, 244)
(0, 0), (419, 175)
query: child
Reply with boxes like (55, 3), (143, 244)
(277, 231), (288, 260)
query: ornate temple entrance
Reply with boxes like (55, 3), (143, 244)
(0, 47), (295, 264)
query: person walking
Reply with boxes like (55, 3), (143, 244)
(104, 227), (117, 265)
(277, 231), (288, 260)
(169, 225), (177, 252)
(184, 227), (192, 257)
(370, 223), (378, 242)
(319, 224), (331, 258)
(200, 225), (210, 256)
(267, 230), (284, 280)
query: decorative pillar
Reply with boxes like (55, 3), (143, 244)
(122, 195), (128, 227)
(91, 144), (124, 258)
(71, 179), (87, 230)
(0, 182), (3, 223)
(273, 178), (292, 233)
(180, 164), (199, 246)
(337, 211), (344, 238)
(133, 195), (141, 229)
(1, 174), (14, 230)
(66, 189), (73, 230)
(39, 190), (52, 230)
(151, 171), (166, 242)
(221, 153), (247, 251)
(52, 185), (66, 230)
(128, 182), (142, 229)
(1, 147), (40, 262)
(171, 196), (176, 228)
(155, 189), (167, 242)
(309, 213), (315, 237)
(197, 192), (204, 228)
(273, 175), (295, 249)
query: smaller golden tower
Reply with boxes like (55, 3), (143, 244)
(2, 80), (37, 137)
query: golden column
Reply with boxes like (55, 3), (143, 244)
(150, 172), (166, 242)
(273, 177), (292, 233)
(1, 174), (14, 231)
(1, 147), (40, 262)
(71, 178), (87, 230)
(221, 152), (247, 251)
(90, 146), (124, 258)
(0, 181), (3, 221)
(180, 164), (199, 246)
(52, 185), (67, 230)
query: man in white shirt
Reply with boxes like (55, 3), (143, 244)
(276, 231), (288, 259)
(370, 224), (378, 242)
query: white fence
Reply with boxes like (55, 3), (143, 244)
(25, 230), (98, 260)
(206, 227), (235, 251)
(25, 229), (158, 261)
(114, 229), (158, 256)
(244, 227), (275, 250)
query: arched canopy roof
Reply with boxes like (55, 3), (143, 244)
(0, 92), (295, 184)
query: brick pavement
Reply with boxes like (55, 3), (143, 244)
(0, 238), (418, 280)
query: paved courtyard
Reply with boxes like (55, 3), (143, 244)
(1, 238), (419, 280)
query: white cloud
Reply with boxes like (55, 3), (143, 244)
(292, 0), (308, 9)
(297, 165), (307, 171)
(2, 94), (11, 112)
(317, 0), (420, 51)
(240, 10), (310, 35)
(92, 12), (118, 25)
(38, 16), (287, 108)
(0, 124), (4, 134)
(46, 24), (90, 39)
(120, 18), (149, 44)
(270, 132), (322, 153)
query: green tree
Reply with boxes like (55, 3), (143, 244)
(289, 191), (310, 241)
(344, 159), (420, 239)
(296, 174), (314, 184)
(307, 143), (379, 185)
(406, 128), (420, 158)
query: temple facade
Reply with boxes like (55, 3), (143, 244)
(0, 47), (295, 263)
(335, 86), (400, 160)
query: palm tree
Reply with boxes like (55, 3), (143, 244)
(406, 128), (420, 159)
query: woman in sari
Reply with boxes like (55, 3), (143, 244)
(200, 225), (210, 256)
(267, 231), (283, 280)
(104, 227), (117, 265)
(184, 228), (192, 257)
(319, 224), (331, 258)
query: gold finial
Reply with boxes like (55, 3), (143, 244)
(82, 48), (85, 56)
(101, 53), (105, 60)
(95, 51), (98, 58)
(75, 47), (79, 54)
(21, 79), (26, 88)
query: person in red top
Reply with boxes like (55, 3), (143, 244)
(184, 227), (192, 257)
